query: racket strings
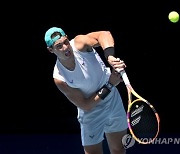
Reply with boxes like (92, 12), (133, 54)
(128, 101), (159, 142)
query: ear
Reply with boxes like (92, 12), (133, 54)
(47, 47), (54, 53)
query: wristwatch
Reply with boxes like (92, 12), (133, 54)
(105, 82), (114, 90)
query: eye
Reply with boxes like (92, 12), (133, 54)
(56, 44), (63, 49)
(64, 39), (70, 45)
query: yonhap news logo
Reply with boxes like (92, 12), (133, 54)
(122, 133), (180, 147)
(138, 137), (180, 144)
(122, 134), (135, 149)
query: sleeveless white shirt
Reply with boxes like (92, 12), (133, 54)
(53, 39), (111, 98)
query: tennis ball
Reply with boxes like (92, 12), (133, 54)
(168, 11), (179, 23)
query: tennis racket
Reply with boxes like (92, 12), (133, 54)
(116, 64), (160, 144)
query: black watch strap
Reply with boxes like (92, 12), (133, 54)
(105, 82), (114, 90)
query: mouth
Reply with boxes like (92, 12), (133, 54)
(65, 50), (71, 57)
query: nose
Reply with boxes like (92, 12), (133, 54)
(62, 44), (68, 50)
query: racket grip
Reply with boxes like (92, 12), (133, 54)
(115, 58), (130, 85)
(115, 68), (130, 85)
(116, 58), (130, 85)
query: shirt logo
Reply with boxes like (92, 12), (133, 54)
(98, 89), (103, 94)
(89, 135), (95, 139)
(69, 80), (73, 83)
(82, 58), (85, 65)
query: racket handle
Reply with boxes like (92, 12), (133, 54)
(115, 58), (130, 85)
(116, 69), (130, 85)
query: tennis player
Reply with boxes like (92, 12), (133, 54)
(44, 27), (128, 154)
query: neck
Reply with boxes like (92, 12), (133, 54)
(58, 56), (75, 71)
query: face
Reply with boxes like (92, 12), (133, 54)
(49, 36), (73, 60)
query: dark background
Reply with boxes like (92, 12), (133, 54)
(1, 0), (180, 143)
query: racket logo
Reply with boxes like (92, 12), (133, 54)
(131, 105), (144, 117)
(131, 116), (141, 126)
(122, 134), (135, 149)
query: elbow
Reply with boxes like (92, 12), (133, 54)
(69, 95), (97, 112)
(100, 31), (112, 36)
(79, 104), (93, 112)
(76, 99), (94, 111)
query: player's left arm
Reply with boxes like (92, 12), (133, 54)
(74, 31), (125, 70)
(74, 31), (114, 50)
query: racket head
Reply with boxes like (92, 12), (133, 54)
(127, 98), (160, 144)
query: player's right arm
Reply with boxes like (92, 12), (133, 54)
(54, 70), (122, 111)
(54, 78), (101, 111)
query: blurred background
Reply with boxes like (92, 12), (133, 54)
(1, 0), (180, 153)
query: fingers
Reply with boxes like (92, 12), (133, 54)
(116, 58), (120, 61)
(108, 56), (126, 72)
(112, 58), (126, 70)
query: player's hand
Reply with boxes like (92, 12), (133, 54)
(108, 56), (126, 72)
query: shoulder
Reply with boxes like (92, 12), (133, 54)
(74, 34), (88, 44)
(74, 31), (107, 42)
(73, 35), (89, 51)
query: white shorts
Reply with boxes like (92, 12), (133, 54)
(77, 87), (128, 146)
